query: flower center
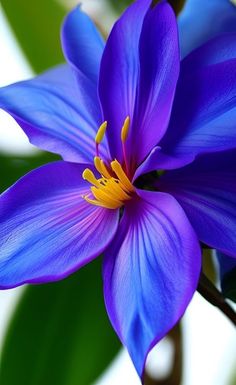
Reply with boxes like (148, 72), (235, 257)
(82, 117), (135, 209)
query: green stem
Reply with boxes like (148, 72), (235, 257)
(197, 272), (236, 326)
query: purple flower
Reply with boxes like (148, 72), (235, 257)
(0, 0), (236, 378)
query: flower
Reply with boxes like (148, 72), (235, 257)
(0, 0), (236, 378)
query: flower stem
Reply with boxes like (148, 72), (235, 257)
(197, 272), (236, 326)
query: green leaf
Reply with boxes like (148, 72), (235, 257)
(108, 0), (186, 15)
(1, 0), (66, 73)
(222, 267), (236, 303)
(168, 0), (186, 14)
(107, 0), (132, 13)
(230, 370), (236, 385)
(0, 259), (120, 385)
(0, 151), (59, 193)
(202, 248), (217, 284)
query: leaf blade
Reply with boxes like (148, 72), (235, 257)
(0, 259), (120, 385)
(1, 0), (66, 72)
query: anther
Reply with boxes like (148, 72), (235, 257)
(121, 116), (130, 142)
(111, 160), (134, 192)
(95, 121), (107, 144)
(94, 156), (111, 179)
(82, 169), (100, 187)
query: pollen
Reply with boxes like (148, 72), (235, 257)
(82, 117), (135, 209)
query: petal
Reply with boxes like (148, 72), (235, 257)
(99, 0), (151, 165)
(158, 150), (236, 257)
(103, 190), (201, 377)
(178, 0), (236, 58)
(139, 34), (236, 172)
(99, 0), (179, 171)
(61, 5), (104, 83)
(160, 56), (236, 163)
(130, 0), (179, 167)
(180, 33), (236, 71)
(0, 161), (119, 289)
(134, 146), (192, 180)
(0, 65), (108, 163)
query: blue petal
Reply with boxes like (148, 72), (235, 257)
(134, 146), (192, 180)
(0, 65), (109, 163)
(180, 33), (236, 71)
(158, 150), (236, 257)
(160, 40), (236, 163)
(131, 0), (179, 169)
(61, 5), (104, 83)
(178, 0), (236, 58)
(0, 161), (119, 289)
(103, 190), (201, 378)
(99, 0), (151, 165)
(99, 0), (179, 172)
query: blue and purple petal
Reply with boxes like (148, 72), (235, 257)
(0, 162), (119, 289)
(61, 5), (104, 83)
(158, 150), (236, 257)
(99, 0), (179, 172)
(0, 65), (109, 163)
(103, 190), (201, 377)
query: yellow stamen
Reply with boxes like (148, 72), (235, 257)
(121, 116), (130, 142)
(82, 160), (134, 210)
(105, 179), (131, 200)
(91, 186), (122, 207)
(94, 156), (112, 178)
(82, 169), (100, 188)
(83, 195), (121, 209)
(82, 118), (135, 210)
(111, 160), (134, 191)
(97, 178), (131, 201)
(95, 121), (107, 144)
